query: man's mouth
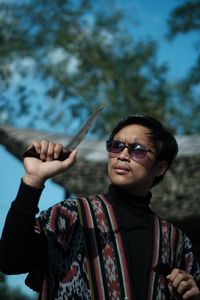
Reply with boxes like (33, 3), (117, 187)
(114, 165), (131, 174)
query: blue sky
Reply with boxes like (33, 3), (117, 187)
(0, 0), (198, 297)
(118, 0), (198, 80)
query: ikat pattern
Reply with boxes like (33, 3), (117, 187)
(39, 198), (91, 299)
(90, 196), (121, 299)
(151, 218), (200, 299)
(30, 196), (200, 300)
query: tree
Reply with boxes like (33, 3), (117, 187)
(167, 0), (200, 133)
(0, 0), (172, 135)
(167, 0), (200, 86)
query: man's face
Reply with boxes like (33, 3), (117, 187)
(107, 124), (166, 196)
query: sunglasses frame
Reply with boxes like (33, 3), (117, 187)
(106, 139), (155, 160)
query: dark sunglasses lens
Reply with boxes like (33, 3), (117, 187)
(129, 144), (147, 159)
(106, 140), (123, 153)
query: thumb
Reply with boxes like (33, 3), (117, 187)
(62, 149), (78, 167)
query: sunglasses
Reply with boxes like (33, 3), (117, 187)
(106, 140), (155, 161)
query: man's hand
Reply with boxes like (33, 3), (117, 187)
(168, 268), (200, 299)
(23, 140), (77, 188)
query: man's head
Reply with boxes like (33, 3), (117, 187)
(106, 115), (178, 195)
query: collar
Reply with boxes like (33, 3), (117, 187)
(105, 184), (152, 212)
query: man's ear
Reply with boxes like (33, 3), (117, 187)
(155, 160), (168, 177)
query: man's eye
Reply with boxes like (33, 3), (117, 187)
(134, 148), (145, 153)
(132, 145), (146, 152)
(114, 142), (122, 147)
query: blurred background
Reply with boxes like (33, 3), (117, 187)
(0, 0), (200, 299)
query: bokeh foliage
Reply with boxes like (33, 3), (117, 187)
(0, 0), (199, 135)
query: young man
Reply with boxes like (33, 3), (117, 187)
(0, 115), (200, 300)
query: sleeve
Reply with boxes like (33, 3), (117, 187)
(0, 180), (46, 275)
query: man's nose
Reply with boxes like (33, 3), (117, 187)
(117, 147), (130, 161)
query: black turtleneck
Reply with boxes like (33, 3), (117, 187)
(105, 184), (154, 300)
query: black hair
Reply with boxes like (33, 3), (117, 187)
(108, 115), (178, 186)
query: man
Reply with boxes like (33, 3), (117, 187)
(0, 115), (200, 300)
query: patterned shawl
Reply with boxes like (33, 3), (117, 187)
(26, 194), (200, 300)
